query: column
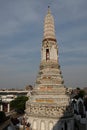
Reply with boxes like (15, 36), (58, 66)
(67, 121), (70, 130)
(86, 111), (87, 130)
(32, 119), (37, 130)
(7, 103), (10, 112)
(0, 104), (3, 111)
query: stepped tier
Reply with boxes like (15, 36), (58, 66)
(26, 94), (73, 119)
(32, 86), (66, 95)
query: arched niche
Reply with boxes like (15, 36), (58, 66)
(48, 121), (53, 130)
(32, 119), (37, 130)
(78, 101), (84, 116)
(40, 120), (46, 130)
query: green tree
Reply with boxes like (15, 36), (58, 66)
(78, 90), (85, 99)
(74, 89), (85, 99)
(10, 96), (28, 114)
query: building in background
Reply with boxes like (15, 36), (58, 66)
(0, 89), (28, 112)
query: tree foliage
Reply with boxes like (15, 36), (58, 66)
(78, 90), (85, 98)
(74, 89), (85, 99)
(10, 96), (28, 114)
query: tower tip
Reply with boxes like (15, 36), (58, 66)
(47, 5), (51, 14)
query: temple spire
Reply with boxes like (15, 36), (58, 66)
(43, 7), (56, 41)
(25, 7), (74, 130)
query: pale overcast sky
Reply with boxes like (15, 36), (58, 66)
(0, 0), (87, 89)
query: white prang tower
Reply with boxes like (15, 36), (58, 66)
(25, 7), (74, 130)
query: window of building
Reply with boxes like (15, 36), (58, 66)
(46, 49), (50, 61)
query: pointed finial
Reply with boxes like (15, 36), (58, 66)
(48, 6), (51, 14)
(43, 6), (56, 40)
